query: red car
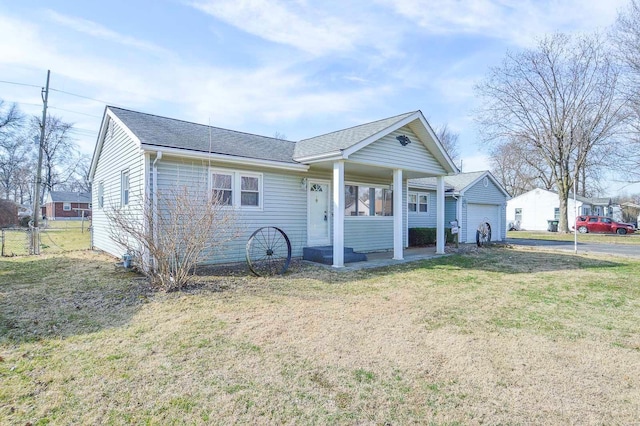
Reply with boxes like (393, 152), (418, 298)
(574, 216), (635, 235)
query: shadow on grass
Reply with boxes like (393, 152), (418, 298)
(275, 247), (627, 285)
(0, 255), (151, 344)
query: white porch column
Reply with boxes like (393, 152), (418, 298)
(393, 168), (403, 260)
(332, 161), (345, 267)
(436, 175), (445, 254)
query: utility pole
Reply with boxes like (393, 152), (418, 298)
(32, 70), (50, 254)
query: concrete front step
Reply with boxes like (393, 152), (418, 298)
(302, 246), (368, 265)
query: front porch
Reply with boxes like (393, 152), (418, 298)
(302, 246), (444, 271)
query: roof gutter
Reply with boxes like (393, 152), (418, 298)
(140, 144), (309, 172)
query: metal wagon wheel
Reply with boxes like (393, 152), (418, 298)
(246, 226), (292, 276)
(476, 221), (492, 247)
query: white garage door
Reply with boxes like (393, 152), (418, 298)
(466, 203), (501, 243)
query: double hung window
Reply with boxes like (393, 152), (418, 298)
(211, 169), (262, 209)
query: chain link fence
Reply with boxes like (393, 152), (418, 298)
(1, 221), (92, 256)
(0, 227), (33, 256)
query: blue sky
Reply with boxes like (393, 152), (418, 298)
(0, 0), (634, 193)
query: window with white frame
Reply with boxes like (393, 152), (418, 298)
(408, 192), (428, 213)
(515, 208), (522, 222)
(211, 172), (233, 206)
(63, 202), (71, 211)
(241, 175), (260, 207)
(554, 207), (560, 220)
(98, 182), (104, 208)
(345, 185), (392, 216)
(210, 169), (262, 209)
(121, 170), (130, 206)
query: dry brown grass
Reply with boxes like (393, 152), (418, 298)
(1, 248), (639, 424)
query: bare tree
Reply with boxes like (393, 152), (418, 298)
(30, 115), (82, 200)
(0, 101), (30, 201)
(0, 134), (33, 200)
(611, 0), (640, 182)
(0, 100), (22, 135)
(106, 185), (239, 291)
(489, 138), (551, 197)
(475, 33), (627, 232)
(434, 123), (460, 165)
(273, 131), (288, 140)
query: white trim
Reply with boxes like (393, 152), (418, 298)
(294, 151), (344, 163)
(307, 179), (331, 246)
(209, 167), (264, 211)
(408, 191), (429, 214)
(332, 161), (345, 267)
(121, 169), (130, 207)
(343, 112), (421, 157)
(436, 176), (445, 254)
(393, 169), (403, 260)
(142, 145), (309, 172)
(459, 171), (511, 198)
(89, 108), (144, 181)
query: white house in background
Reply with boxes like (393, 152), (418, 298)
(408, 171), (509, 243)
(89, 106), (459, 267)
(506, 188), (596, 231)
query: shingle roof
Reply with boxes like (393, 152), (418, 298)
(409, 171), (487, 192)
(589, 198), (611, 206)
(109, 107), (298, 164)
(49, 191), (91, 203)
(293, 111), (417, 160)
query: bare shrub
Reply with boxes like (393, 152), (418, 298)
(0, 199), (18, 227)
(106, 186), (238, 291)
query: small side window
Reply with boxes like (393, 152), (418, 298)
(121, 170), (130, 207)
(98, 182), (104, 209)
(63, 202), (71, 211)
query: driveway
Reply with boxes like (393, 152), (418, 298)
(506, 238), (640, 258)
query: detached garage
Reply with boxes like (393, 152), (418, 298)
(408, 171), (510, 244)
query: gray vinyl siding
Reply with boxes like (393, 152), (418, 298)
(92, 118), (145, 258)
(407, 190), (458, 229)
(155, 156), (309, 265)
(349, 126), (446, 174)
(464, 179), (507, 204)
(344, 218), (394, 251)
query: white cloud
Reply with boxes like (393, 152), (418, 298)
(382, 0), (627, 47)
(0, 11), (388, 152)
(188, 0), (406, 60)
(44, 10), (172, 56)
(189, 0), (361, 55)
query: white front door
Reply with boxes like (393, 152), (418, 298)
(308, 181), (330, 246)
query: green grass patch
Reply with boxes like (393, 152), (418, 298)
(1, 248), (639, 423)
(508, 230), (640, 245)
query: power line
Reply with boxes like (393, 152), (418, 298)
(48, 106), (102, 118)
(0, 79), (41, 89)
(49, 88), (113, 105)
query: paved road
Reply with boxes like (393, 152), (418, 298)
(506, 238), (640, 258)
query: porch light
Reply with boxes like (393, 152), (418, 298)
(300, 178), (308, 190)
(396, 135), (411, 146)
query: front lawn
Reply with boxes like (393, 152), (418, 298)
(1, 249), (639, 424)
(509, 229), (640, 245)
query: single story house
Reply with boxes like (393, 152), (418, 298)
(506, 188), (621, 231)
(408, 171), (509, 243)
(44, 191), (92, 220)
(90, 107), (459, 267)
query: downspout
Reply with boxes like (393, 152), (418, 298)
(152, 151), (163, 268)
